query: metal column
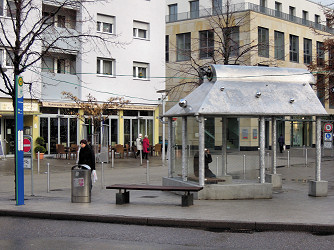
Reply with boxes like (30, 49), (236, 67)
(271, 117), (277, 174)
(259, 116), (265, 183)
(198, 116), (205, 187)
(168, 117), (173, 178)
(315, 117), (322, 181)
(222, 117), (227, 176)
(182, 117), (188, 181)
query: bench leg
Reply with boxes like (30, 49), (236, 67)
(116, 191), (130, 204)
(181, 193), (193, 207)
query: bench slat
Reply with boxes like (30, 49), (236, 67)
(106, 184), (203, 192)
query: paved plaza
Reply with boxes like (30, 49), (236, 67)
(0, 150), (334, 233)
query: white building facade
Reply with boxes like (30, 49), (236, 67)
(0, 0), (165, 156)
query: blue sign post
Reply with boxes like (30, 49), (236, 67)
(15, 75), (24, 205)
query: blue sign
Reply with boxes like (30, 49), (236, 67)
(324, 133), (333, 142)
(15, 75), (24, 205)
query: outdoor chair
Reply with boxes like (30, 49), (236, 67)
(154, 143), (162, 156)
(56, 144), (68, 159)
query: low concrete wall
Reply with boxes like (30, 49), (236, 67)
(162, 177), (272, 200)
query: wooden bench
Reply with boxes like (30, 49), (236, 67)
(106, 184), (203, 207)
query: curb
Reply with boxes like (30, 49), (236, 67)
(1, 209), (334, 234)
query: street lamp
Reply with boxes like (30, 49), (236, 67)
(157, 90), (168, 162)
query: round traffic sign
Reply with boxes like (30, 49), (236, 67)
(23, 138), (31, 153)
(324, 123), (333, 132)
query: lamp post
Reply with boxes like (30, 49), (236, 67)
(157, 90), (168, 163)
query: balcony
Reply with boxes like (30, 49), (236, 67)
(166, 2), (334, 34)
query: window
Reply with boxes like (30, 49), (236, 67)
(133, 62), (149, 79)
(212, 0), (222, 15)
(168, 4), (177, 22)
(0, 0), (3, 16)
(303, 38), (312, 64)
(177, 32), (191, 61)
(42, 54), (76, 74)
(275, 2), (282, 18)
(190, 0), (199, 19)
(199, 30), (214, 59)
(166, 35), (169, 62)
(6, 1), (16, 18)
(317, 41), (324, 66)
(97, 58), (114, 75)
(0, 49), (3, 67)
(329, 76), (334, 108)
(258, 27), (269, 58)
(41, 56), (54, 73)
(302, 11), (308, 25)
(42, 12), (54, 25)
(317, 74), (325, 107)
(260, 0), (266, 13)
(57, 15), (65, 28)
(289, 6), (295, 21)
(57, 59), (65, 74)
(133, 21), (149, 39)
(289, 35), (299, 63)
(274, 31), (284, 60)
(97, 14), (114, 34)
(229, 26), (239, 57)
(6, 50), (14, 67)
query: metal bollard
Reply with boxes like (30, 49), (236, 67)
(266, 152), (269, 170)
(31, 159), (34, 196)
(101, 162), (104, 189)
(47, 162), (50, 193)
(216, 157), (219, 176)
(146, 160), (149, 184)
(305, 148), (308, 167)
(287, 151), (290, 168)
(243, 155), (246, 180)
(37, 152), (40, 174)
(140, 150), (143, 166)
(111, 150), (114, 168)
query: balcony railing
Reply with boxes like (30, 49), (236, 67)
(166, 2), (334, 34)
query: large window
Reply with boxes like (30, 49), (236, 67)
(97, 58), (114, 76)
(303, 38), (312, 64)
(317, 41), (324, 66)
(228, 26), (239, 57)
(57, 15), (66, 28)
(289, 6), (295, 21)
(97, 14), (114, 34)
(275, 2), (282, 18)
(317, 74), (325, 107)
(258, 27), (269, 58)
(6, 1), (16, 18)
(302, 10), (308, 25)
(133, 21), (149, 39)
(274, 31), (284, 60)
(168, 4), (177, 22)
(5, 50), (14, 67)
(166, 35), (169, 62)
(190, 0), (199, 19)
(42, 54), (76, 74)
(212, 0), (222, 15)
(177, 32), (191, 61)
(133, 62), (149, 79)
(289, 35), (299, 63)
(199, 30), (214, 59)
(260, 0), (267, 13)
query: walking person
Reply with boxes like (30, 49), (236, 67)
(278, 134), (285, 153)
(143, 135), (150, 160)
(78, 139), (96, 190)
(135, 134), (143, 159)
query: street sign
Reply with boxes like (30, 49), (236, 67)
(324, 123), (333, 132)
(324, 141), (333, 149)
(23, 138), (31, 153)
(325, 133), (333, 141)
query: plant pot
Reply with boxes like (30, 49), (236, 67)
(36, 153), (44, 160)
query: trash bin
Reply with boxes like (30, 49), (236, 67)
(71, 164), (91, 203)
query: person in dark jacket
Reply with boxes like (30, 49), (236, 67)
(193, 148), (216, 178)
(278, 134), (285, 153)
(78, 139), (95, 170)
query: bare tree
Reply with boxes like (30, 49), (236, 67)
(166, 0), (259, 103)
(62, 91), (129, 148)
(0, 0), (120, 199)
(308, 4), (334, 105)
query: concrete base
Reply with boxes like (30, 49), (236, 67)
(265, 174), (282, 189)
(308, 180), (328, 197)
(163, 177), (272, 200)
